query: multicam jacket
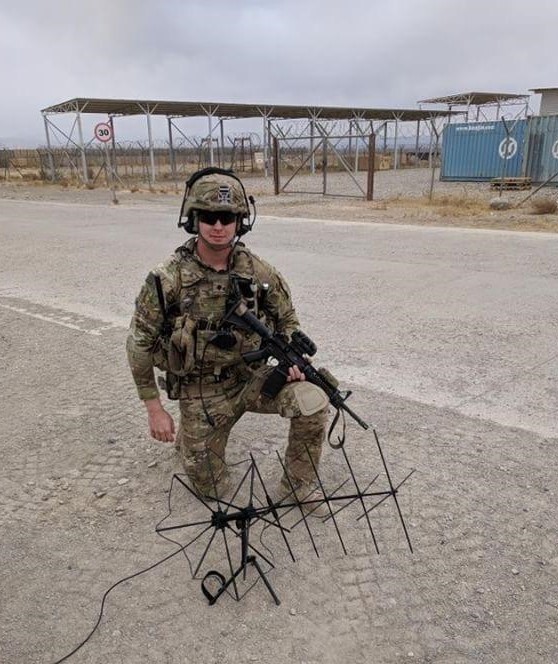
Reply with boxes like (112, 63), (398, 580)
(126, 238), (299, 400)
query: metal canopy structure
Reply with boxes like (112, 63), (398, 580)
(40, 97), (456, 186)
(419, 91), (528, 106)
(41, 97), (451, 122)
(418, 91), (530, 123)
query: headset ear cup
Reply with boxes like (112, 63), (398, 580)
(234, 214), (249, 236)
(237, 220), (250, 236)
(184, 211), (197, 234)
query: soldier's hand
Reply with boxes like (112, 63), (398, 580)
(286, 365), (306, 382)
(145, 398), (176, 443)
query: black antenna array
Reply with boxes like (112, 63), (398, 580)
(156, 430), (414, 606)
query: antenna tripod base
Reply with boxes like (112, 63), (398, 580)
(202, 555), (281, 606)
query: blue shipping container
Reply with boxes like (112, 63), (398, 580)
(441, 120), (526, 182)
(524, 115), (558, 185)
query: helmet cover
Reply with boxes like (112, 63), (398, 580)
(182, 173), (248, 219)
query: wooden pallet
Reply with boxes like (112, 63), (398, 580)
(490, 177), (532, 190)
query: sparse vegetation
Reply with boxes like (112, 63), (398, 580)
(429, 194), (486, 212)
(530, 196), (558, 215)
(388, 193), (488, 216)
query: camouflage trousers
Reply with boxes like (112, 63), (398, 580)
(176, 368), (329, 494)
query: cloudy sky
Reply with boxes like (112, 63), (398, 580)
(1, 0), (556, 146)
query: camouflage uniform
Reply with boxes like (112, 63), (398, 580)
(127, 237), (328, 494)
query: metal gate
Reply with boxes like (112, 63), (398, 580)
(272, 131), (375, 200)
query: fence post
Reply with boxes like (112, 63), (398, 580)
(322, 137), (328, 194)
(76, 111), (89, 185)
(42, 113), (57, 181)
(428, 120), (440, 201)
(367, 133), (376, 201)
(167, 117), (176, 182)
(273, 136), (280, 195)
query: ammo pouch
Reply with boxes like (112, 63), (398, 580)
(167, 315), (196, 376)
(154, 314), (196, 401)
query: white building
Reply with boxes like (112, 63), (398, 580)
(530, 88), (558, 116)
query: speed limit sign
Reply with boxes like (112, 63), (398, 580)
(94, 122), (112, 142)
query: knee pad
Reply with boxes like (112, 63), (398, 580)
(291, 382), (329, 416)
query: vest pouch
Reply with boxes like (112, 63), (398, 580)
(168, 316), (196, 376)
(195, 328), (244, 369)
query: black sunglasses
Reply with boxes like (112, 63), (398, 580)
(197, 210), (238, 226)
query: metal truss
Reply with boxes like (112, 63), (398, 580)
(40, 98), (455, 187)
(419, 92), (532, 124)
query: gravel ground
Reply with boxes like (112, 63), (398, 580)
(1, 168), (557, 233)
(0, 179), (557, 664)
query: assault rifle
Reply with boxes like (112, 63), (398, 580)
(223, 299), (369, 448)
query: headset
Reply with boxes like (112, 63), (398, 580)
(178, 167), (256, 236)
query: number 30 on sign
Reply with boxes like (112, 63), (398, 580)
(94, 122), (113, 142)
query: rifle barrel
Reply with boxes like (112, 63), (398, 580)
(341, 403), (369, 430)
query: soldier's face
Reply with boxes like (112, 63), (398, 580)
(198, 217), (237, 249)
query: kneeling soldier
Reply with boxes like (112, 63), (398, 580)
(126, 168), (328, 502)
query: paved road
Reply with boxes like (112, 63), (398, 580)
(1, 197), (557, 436)
(1, 198), (556, 664)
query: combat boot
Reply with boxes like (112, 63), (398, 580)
(276, 477), (329, 518)
(192, 473), (231, 503)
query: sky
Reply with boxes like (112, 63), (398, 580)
(1, 0), (557, 147)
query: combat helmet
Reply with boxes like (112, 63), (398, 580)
(178, 167), (253, 235)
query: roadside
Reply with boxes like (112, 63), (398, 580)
(1, 168), (557, 233)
